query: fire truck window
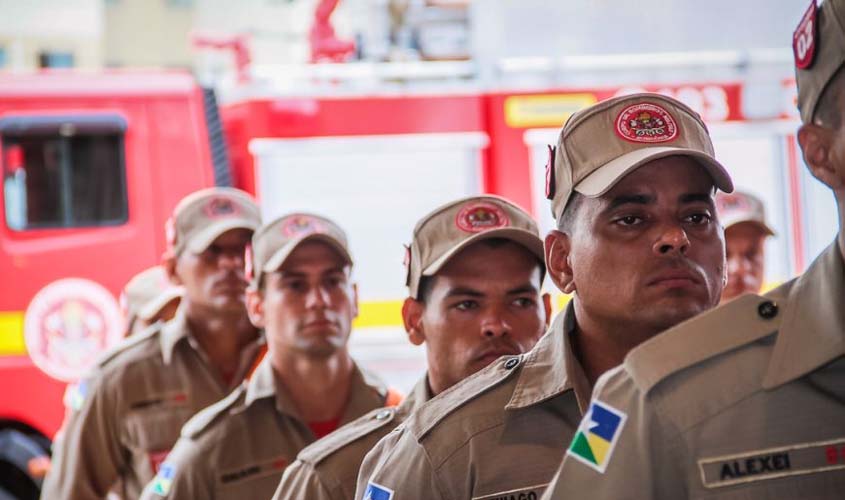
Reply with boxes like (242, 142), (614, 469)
(2, 133), (128, 230)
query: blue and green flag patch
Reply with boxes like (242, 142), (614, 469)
(567, 400), (627, 473)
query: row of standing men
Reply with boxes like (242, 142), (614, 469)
(41, 0), (843, 498)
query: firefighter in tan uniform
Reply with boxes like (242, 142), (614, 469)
(140, 213), (396, 500)
(542, 2), (845, 498)
(273, 196), (551, 500)
(42, 188), (264, 499)
(356, 93), (733, 500)
(120, 266), (183, 337)
(716, 190), (775, 302)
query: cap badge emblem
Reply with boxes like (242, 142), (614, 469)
(455, 202), (510, 233)
(282, 215), (324, 238)
(204, 197), (239, 218)
(615, 102), (678, 143)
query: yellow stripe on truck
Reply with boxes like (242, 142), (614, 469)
(0, 311), (26, 356)
(354, 300), (404, 328)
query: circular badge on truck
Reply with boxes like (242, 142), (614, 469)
(615, 103), (678, 143)
(24, 278), (124, 382)
(455, 202), (510, 233)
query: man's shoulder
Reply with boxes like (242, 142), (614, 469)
(96, 323), (165, 373)
(404, 355), (523, 443)
(298, 407), (400, 468)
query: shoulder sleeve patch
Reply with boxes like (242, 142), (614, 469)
(407, 355), (522, 440)
(298, 407), (398, 466)
(566, 399), (628, 473)
(362, 481), (394, 500)
(625, 293), (784, 394)
(181, 385), (246, 439)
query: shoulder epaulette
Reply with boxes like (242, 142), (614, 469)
(182, 384), (247, 439)
(624, 291), (788, 394)
(407, 354), (523, 441)
(96, 321), (163, 368)
(298, 407), (398, 466)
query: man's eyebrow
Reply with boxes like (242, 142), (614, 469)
(679, 193), (715, 205)
(606, 194), (655, 211)
(444, 287), (484, 298)
(507, 284), (539, 295)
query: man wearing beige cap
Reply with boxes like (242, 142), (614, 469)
(120, 266), (183, 337)
(716, 190), (776, 302)
(273, 195), (550, 500)
(42, 187), (264, 500)
(542, 2), (845, 498)
(141, 213), (396, 500)
(355, 92), (731, 500)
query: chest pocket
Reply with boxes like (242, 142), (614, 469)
(123, 399), (193, 482)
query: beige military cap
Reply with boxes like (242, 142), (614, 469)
(249, 213), (353, 287)
(546, 93), (734, 221)
(406, 195), (544, 299)
(794, 0), (845, 123)
(120, 266), (183, 322)
(167, 187), (261, 256)
(715, 190), (776, 236)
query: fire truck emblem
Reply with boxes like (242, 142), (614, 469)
(282, 215), (324, 238)
(24, 278), (123, 382)
(204, 197), (240, 218)
(615, 103), (678, 143)
(456, 202), (510, 233)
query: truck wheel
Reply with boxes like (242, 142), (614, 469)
(0, 429), (48, 500)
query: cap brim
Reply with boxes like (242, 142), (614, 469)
(137, 287), (183, 321)
(723, 217), (776, 237)
(422, 228), (545, 278)
(575, 147), (734, 198)
(187, 218), (260, 254)
(262, 233), (353, 274)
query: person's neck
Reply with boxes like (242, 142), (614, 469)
(184, 301), (258, 381)
(571, 301), (661, 387)
(271, 349), (354, 422)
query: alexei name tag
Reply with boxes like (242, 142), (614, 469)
(698, 437), (845, 488)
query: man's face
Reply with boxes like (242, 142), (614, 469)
(560, 156), (725, 335)
(722, 222), (767, 302)
(173, 228), (252, 314)
(252, 240), (357, 360)
(405, 241), (549, 396)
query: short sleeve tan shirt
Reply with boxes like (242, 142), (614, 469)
(542, 241), (845, 499)
(272, 376), (430, 500)
(140, 358), (390, 500)
(355, 305), (590, 500)
(41, 309), (263, 500)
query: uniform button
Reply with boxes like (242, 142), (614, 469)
(758, 300), (778, 319)
(504, 357), (520, 370)
(375, 409), (392, 420)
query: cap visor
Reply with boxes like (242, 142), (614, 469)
(187, 218), (260, 254)
(137, 288), (183, 321)
(261, 234), (353, 274)
(422, 228), (545, 277)
(575, 147), (734, 198)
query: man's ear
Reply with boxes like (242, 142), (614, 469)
(246, 287), (265, 329)
(545, 230), (576, 295)
(401, 297), (425, 346)
(798, 123), (845, 190)
(163, 253), (182, 286)
(541, 292), (553, 328)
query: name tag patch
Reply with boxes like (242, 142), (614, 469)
(363, 481), (394, 500)
(471, 483), (548, 500)
(219, 457), (288, 484)
(699, 437), (845, 488)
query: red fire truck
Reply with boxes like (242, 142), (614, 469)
(0, 66), (827, 497)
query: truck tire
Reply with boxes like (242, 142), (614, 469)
(0, 429), (47, 500)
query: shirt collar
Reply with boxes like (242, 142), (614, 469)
(400, 375), (433, 413)
(243, 358), (389, 425)
(763, 240), (845, 388)
(505, 303), (591, 412)
(159, 306), (190, 365)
